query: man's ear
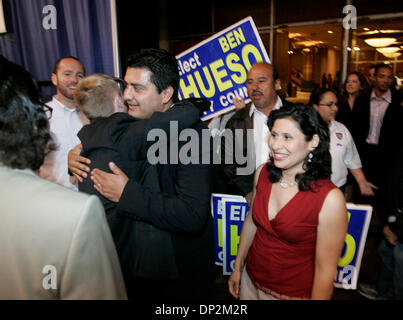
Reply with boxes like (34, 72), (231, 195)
(51, 73), (57, 87)
(113, 94), (126, 113)
(161, 86), (174, 104)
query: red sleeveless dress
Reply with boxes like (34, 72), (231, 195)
(246, 164), (336, 299)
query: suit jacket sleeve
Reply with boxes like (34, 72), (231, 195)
(124, 101), (201, 160)
(60, 196), (127, 300)
(117, 124), (212, 233)
(144, 100), (201, 142)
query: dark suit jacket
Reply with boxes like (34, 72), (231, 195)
(220, 97), (294, 196)
(351, 90), (402, 164)
(351, 90), (403, 219)
(115, 114), (215, 299)
(78, 102), (201, 280)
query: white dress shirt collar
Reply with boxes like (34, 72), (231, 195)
(370, 89), (392, 104)
(249, 95), (283, 118)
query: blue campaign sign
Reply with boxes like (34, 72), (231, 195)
(211, 194), (245, 266)
(334, 203), (372, 290)
(176, 17), (270, 121)
(221, 198), (249, 275)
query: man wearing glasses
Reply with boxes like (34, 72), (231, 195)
(39, 56), (88, 190)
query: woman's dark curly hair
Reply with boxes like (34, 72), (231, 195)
(0, 56), (55, 171)
(266, 105), (331, 192)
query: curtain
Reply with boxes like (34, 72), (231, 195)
(0, 0), (115, 84)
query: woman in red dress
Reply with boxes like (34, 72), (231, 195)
(228, 105), (348, 300)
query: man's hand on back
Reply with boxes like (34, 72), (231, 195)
(68, 144), (91, 183)
(91, 162), (128, 203)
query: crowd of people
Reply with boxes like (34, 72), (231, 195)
(0, 48), (402, 300)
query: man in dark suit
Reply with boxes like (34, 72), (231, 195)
(351, 63), (403, 209)
(220, 62), (294, 206)
(69, 49), (215, 301)
(352, 64), (403, 300)
(73, 73), (205, 287)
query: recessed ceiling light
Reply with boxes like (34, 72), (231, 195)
(363, 28), (370, 31)
(364, 37), (396, 47)
(328, 30), (334, 34)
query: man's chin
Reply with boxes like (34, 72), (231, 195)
(128, 109), (147, 119)
(128, 109), (138, 118)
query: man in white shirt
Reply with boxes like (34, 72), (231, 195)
(329, 120), (362, 188)
(39, 57), (89, 190)
(221, 62), (293, 206)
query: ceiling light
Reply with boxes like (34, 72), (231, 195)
(328, 30), (333, 34)
(376, 47), (400, 54)
(364, 37), (396, 47)
(295, 40), (323, 47)
(353, 47), (360, 51)
(347, 47), (352, 51)
(381, 52), (401, 59)
(363, 28), (370, 31)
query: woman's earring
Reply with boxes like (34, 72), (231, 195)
(307, 152), (313, 163)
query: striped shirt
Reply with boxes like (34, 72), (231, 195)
(366, 89), (391, 145)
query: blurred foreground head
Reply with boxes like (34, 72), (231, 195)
(0, 56), (54, 171)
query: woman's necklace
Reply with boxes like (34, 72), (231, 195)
(279, 177), (298, 189)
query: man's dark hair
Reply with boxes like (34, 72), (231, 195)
(375, 63), (393, 76)
(52, 56), (85, 75)
(126, 48), (180, 103)
(266, 105), (331, 192)
(272, 66), (279, 83)
(0, 56), (55, 170)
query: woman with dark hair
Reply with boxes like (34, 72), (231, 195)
(0, 56), (127, 299)
(0, 57), (54, 171)
(336, 71), (369, 131)
(310, 88), (377, 196)
(228, 105), (347, 300)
